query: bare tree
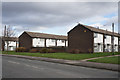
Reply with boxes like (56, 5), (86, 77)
(3, 25), (16, 51)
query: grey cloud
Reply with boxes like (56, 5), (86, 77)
(2, 2), (117, 31)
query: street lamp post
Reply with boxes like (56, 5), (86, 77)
(112, 23), (114, 55)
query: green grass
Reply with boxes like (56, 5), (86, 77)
(88, 56), (120, 64)
(2, 51), (120, 60)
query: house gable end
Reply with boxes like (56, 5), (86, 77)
(19, 31), (31, 38)
(67, 24), (92, 34)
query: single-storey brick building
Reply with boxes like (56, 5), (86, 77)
(19, 31), (68, 52)
(0, 37), (18, 51)
(68, 23), (120, 53)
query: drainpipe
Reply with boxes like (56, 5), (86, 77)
(44, 38), (46, 47)
(103, 34), (105, 52)
(55, 39), (57, 47)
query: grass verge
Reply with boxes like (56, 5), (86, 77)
(88, 56), (120, 64)
(2, 51), (120, 60)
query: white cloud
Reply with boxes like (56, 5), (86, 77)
(90, 23), (111, 31)
(82, 16), (109, 24)
(90, 23), (118, 33)
(105, 16), (118, 25)
(12, 25), (48, 37)
(82, 15), (118, 33)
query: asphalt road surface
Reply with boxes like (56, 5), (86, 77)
(2, 56), (119, 78)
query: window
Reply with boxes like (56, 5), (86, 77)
(32, 38), (45, 47)
(94, 33), (98, 38)
(62, 40), (64, 43)
(94, 43), (97, 47)
(46, 39), (55, 47)
(39, 39), (44, 41)
(51, 39), (55, 42)
(104, 35), (107, 39)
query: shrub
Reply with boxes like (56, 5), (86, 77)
(47, 48), (55, 53)
(29, 49), (38, 53)
(39, 48), (48, 53)
(15, 47), (26, 52)
(88, 48), (92, 53)
(39, 48), (55, 53)
(69, 49), (80, 54)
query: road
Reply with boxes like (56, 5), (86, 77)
(2, 56), (118, 78)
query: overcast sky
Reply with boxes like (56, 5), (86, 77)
(1, 2), (119, 36)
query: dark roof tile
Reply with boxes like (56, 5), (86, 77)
(79, 24), (120, 37)
(25, 31), (67, 40)
(2, 37), (18, 41)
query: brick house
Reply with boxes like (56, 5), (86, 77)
(19, 31), (68, 52)
(68, 23), (120, 53)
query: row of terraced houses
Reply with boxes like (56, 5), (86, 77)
(1, 23), (120, 53)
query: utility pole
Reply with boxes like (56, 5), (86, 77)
(3, 25), (7, 51)
(4, 25), (6, 37)
(112, 23), (114, 55)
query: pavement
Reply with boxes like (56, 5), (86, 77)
(2, 56), (119, 78)
(2, 54), (119, 72)
(81, 55), (120, 61)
